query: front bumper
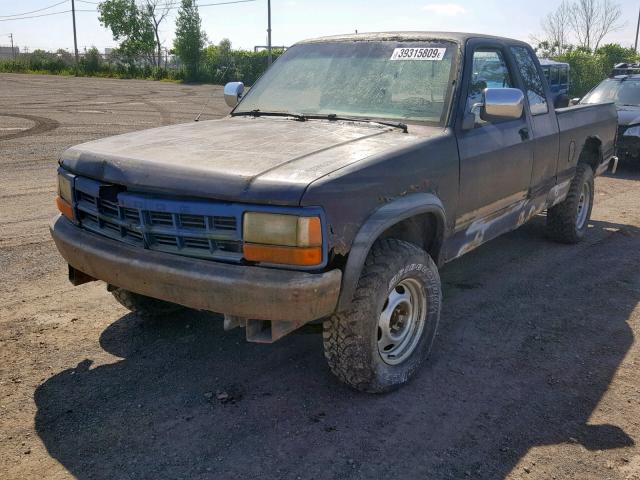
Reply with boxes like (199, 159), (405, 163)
(50, 215), (342, 323)
(617, 136), (640, 161)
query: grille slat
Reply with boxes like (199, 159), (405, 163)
(154, 234), (179, 246)
(180, 214), (207, 229)
(183, 237), (211, 250)
(123, 208), (140, 224)
(74, 186), (242, 263)
(213, 216), (237, 231)
(149, 211), (174, 226)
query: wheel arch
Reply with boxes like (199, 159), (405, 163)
(577, 135), (603, 171)
(336, 193), (446, 311)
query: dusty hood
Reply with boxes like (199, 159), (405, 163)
(60, 116), (437, 205)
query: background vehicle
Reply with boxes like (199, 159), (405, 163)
(50, 32), (617, 392)
(580, 64), (640, 164)
(540, 58), (570, 106)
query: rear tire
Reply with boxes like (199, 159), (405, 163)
(323, 239), (441, 393)
(546, 163), (594, 244)
(110, 288), (186, 318)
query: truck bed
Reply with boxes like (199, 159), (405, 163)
(555, 102), (618, 177)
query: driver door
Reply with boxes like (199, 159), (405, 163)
(455, 41), (534, 229)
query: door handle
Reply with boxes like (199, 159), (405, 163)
(519, 127), (530, 141)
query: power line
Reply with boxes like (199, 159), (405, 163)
(0, 10), (96, 22)
(0, 0), (257, 21)
(0, 0), (69, 18)
(196, 0), (257, 6)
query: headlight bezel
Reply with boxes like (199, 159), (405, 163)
(57, 171), (74, 204)
(242, 209), (327, 268)
(56, 169), (76, 222)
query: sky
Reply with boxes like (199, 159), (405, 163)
(0, 0), (639, 54)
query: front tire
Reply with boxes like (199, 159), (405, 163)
(323, 239), (442, 393)
(546, 163), (594, 243)
(110, 288), (186, 318)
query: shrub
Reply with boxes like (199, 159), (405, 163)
(555, 44), (640, 97)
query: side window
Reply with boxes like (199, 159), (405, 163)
(551, 67), (560, 86)
(542, 66), (550, 82)
(559, 66), (568, 87)
(467, 49), (514, 127)
(511, 46), (548, 115)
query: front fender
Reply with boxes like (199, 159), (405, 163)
(336, 193), (446, 311)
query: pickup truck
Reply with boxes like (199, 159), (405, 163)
(51, 32), (617, 393)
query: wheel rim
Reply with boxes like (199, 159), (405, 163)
(576, 181), (591, 230)
(377, 278), (427, 366)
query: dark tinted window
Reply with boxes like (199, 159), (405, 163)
(511, 46), (548, 115)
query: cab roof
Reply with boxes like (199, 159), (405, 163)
(297, 31), (531, 47)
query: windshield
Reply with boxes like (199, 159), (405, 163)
(582, 78), (640, 106)
(235, 40), (458, 125)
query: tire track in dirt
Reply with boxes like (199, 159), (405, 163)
(0, 113), (60, 142)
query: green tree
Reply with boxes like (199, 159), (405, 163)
(595, 44), (640, 72)
(140, 0), (174, 68)
(98, 0), (155, 68)
(174, 0), (207, 80)
(82, 47), (102, 74)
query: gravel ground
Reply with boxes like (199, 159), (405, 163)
(1, 73), (639, 480)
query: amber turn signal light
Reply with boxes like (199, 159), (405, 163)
(243, 244), (322, 266)
(56, 196), (75, 221)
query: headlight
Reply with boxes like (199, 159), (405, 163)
(58, 173), (73, 203)
(56, 172), (75, 221)
(623, 125), (640, 137)
(243, 212), (323, 266)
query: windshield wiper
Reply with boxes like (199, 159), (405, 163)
(232, 109), (307, 121)
(305, 113), (408, 133)
(232, 110), (409, 133)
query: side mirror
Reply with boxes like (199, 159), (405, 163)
(224, 82), (244, 108)
(481, 88), (524, 122)
(570, 97), (581, 106)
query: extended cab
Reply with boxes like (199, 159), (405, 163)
(51, 33), (618, 392)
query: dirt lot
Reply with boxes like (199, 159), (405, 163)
(1, 73), (639, 480)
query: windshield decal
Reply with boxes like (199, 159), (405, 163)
(390, 47), (446, 61)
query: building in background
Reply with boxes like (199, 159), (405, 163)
(0, 46), (19, 59)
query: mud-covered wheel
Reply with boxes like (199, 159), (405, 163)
(110, 287), (186, 318)
(323, 239), (442, 393)
(546, 163), (594, 243)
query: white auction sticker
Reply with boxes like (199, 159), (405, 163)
(390, 47), (446, 61)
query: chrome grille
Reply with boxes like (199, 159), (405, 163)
(74, 178), (243, 262)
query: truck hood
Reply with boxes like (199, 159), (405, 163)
(617, 106), (640, 127)
(61, 116), (439, 205)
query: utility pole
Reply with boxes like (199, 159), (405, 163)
(635, 5), (640, 53)
(9, 33), (15, 60)
(71, 0), (79, 71)
(267, 0), (272, 65)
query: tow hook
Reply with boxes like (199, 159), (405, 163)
(223, 314), (307, 343)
